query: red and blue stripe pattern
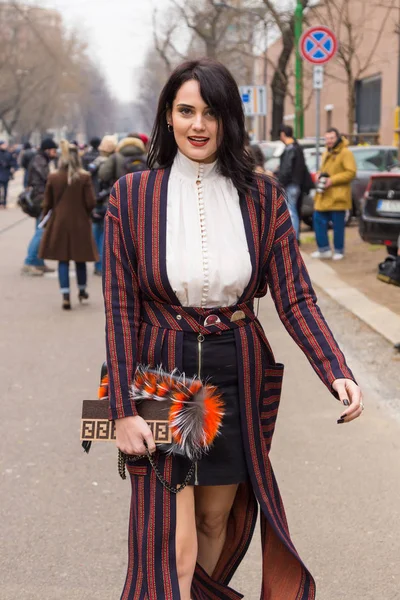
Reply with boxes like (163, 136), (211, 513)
(103, 169), (355, 599)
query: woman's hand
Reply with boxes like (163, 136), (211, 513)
(332, 378), (364, 424)
(115, 415), (156, 455)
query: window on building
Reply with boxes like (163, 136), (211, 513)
(356, 74), (382, 133)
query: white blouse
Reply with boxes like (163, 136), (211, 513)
(166, 151), (252, 308)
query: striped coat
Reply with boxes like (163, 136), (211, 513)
(103, 168), (354, 600)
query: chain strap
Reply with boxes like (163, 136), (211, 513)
(118, 449), (195, 494)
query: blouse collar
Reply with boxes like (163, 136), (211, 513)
(173, 150), (219, 181)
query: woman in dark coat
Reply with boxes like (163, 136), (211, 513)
(39, 141), (98, 309)
(103, 60), (364, 600)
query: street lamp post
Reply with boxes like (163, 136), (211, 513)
(294, 0), (304, 139)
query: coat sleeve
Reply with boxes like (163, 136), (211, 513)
(41, 178), (54, 216)
(265, 192), (355, 395)
(83, 174), (96, 213)
(103, 179), (141, 420)
(330, 150), (356, 186)
(98, 154), (115, 184)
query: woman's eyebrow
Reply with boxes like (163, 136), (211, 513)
(176, 103), (210, 109)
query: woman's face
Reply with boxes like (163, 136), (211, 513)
(167, 79), (219, 164)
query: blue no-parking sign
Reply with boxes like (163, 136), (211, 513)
(300, 26), (338, 65)
(299, 26), (337, 172)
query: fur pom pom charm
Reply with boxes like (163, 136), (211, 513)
(130, 366), (225, 461)
(169, 379), (224, 460)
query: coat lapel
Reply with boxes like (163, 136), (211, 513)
(140, 169), (263, 307)
(139, 167), (181, 305)
(238, 189), (261, 303)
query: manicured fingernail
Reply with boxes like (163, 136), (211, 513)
(343, 399), (350, 406)
(337, 418), (345, 424)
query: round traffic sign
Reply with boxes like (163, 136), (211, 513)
(300, 26), (338, 65)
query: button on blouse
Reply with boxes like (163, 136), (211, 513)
(166, 151), (252, 308)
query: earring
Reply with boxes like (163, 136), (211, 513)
(167, 123), (173, 133)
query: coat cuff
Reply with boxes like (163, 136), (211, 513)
(108, 399), (139, 421)
(327, 369), (357, 401)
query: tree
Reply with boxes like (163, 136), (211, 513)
(0, 1), (117, 141)
(136, 47), (171, 133)
(261, 0), (310, 139)
(313, 0), (397, 135)
(79, 61), (116, 139)
(152, 0), (264, 89)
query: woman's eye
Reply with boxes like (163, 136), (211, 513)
(179, 108), (192, 115)
(205, 110), (216, 119)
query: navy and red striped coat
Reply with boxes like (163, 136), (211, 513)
(103, 168), (354, 600)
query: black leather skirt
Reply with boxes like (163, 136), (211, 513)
(174, 329), (248, 486)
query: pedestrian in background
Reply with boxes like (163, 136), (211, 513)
(312, 127), (356, 260)
(20, 142), (36, 189)
(104, 58), (363, 600)
(81, 136), (101, 171)
(136, 132), (150, 151)
(98, 133), (147, 186)
(90, 135), (117, 275)
(21, 138), (58, 276)
(244, 131), (265, 174)
(0, 140), (17, 207)
(38, 140), (98, 310)
(278, 124), (306, 242)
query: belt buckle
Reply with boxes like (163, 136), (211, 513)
(204, 314), (221, 327)
(230, 310), (246, 322)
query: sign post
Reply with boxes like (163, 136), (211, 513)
(299, 26), (338, 170)
(313, 65), (324, 171)
(239, 85), (268, 136)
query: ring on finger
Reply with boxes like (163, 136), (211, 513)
(360, 401), (365, 411)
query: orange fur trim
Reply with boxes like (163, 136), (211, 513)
(202, 389), (224, 445)
(98, 374), (109, 399)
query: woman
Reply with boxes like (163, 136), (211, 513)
(103, 59), (363, 600)
(90, 135), (117, 276)
(39, 140), (98, 310)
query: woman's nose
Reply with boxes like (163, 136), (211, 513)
(192, 115), (206, 130)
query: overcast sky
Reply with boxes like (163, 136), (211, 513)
(38, 0), (171, 103)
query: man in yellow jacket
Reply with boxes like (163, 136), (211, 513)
(312, 128), (357, 260)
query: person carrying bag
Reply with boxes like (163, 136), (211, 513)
(38, 141), (98, 310)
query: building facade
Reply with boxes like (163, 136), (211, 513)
(253, 0), (399, 144)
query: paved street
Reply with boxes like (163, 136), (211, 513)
(1, 180), (400, 600)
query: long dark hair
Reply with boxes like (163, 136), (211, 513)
(147, 58), (255, 195)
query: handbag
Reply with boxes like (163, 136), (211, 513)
(81, 363), (225, 493)
(17, 188), (41, 218)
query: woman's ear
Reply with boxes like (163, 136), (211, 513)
(166, 107), (172, 127)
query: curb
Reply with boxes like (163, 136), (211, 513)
(301, 251), (400, 345)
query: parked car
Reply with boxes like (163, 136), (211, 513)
(259, 141), (285, 164)
(359, 172), (400, 249)
(301, 145), (399, 227)
(261, 138), (326, 171)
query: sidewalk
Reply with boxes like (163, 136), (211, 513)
(300, 223), (400, 345)
(2, 215), (400, 600)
